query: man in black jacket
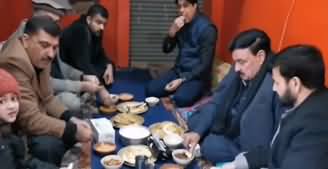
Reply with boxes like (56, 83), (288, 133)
(222, 45), (328, 169)
(60, 4), (114, 85)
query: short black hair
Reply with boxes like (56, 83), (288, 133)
(24, 16), (61, 37)
(175, 0), (198, 5)
(86, 4), (109, 19)
(229, 28), (272, 55)
(274, 44), (325, 89)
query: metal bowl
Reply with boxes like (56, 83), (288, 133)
(172, 149), (194, 166)
(119, 125), (150, 145)
(163, 134), (183, 149)
(101, 155), (123, 169)
(145, 97), (159, 107)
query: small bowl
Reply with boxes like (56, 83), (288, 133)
(145, 97), (159, 106)
(110, 94), (119, 104)
(94, 142), (116, 155)
(119, 93), (134, 101)
(160, 163), (183, 169)
(163, 134), (183, 149)
(172, 149), (194, 166)
(119, 125), (150, 145)
(101, 155), (123, 169)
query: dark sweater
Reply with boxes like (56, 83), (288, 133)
(245, 89), (328, 169)
(0, 124), (58, 169)
(59, 15), (113, 83)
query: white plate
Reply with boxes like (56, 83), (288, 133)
(116, 101), (148, 114)
(119, 125), (150, 140)
(117, 145), (155, 166)
(149, 121), (185, 139)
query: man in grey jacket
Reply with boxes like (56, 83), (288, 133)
(51, 51), (102, 113)
(51, 50), (114, 113)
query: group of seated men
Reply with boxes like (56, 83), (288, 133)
(148, 0), (328, 169)
(0, 0), (328, 169)
(0, 0), (115, 168)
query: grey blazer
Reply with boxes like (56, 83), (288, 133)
(51, 50), (83, 94)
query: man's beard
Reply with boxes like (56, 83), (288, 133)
(280, 88), (296, 107)
(94, 30), (103, 37)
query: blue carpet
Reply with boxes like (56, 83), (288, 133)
(115, 68), (153, 81)
(92, 69), (181, 169)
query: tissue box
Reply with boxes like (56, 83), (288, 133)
(90, 118), (115, 144)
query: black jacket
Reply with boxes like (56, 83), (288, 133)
(59, 15), (113, 83)
(0, 124), (58, 169)
(245, 89), (328, 169)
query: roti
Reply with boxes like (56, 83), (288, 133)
(111, 113), (144, 128)
(116, 101), (148, 114)
(119, 93), (134, 101)
(149, 121), (185, 139)
(118, 145), (154, 166)
(99, 105), (117, 114)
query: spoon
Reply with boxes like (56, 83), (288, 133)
(184, 151), (193, 159)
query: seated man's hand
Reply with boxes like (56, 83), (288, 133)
(103, 64), (114, 85)
(102, 96), (115, 106)
(169, 16), (185, 37)
(98, 88), (116, 106)
(83, 74), (100, 85)
(71, 117), (93, 142)
(70, 117), (91, 129)
(183, 132), (200, 151)
(165, 78), (184, 92)
(81, 81), (102, 93)
(0, 41), (5, 51)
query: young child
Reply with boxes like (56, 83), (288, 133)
(0, 69), (58, 169)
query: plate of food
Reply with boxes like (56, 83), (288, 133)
(99, 105), (117, 114)
(111, 113), (144, 128)
(119, 93), (134, 101)
(116, 101), (148, 114)
(117, 145), (155, 166)
(149, 121), (185, 139)
(160, 163), (183, 169)
(93, 142), (116, 155)
(101, 155), (123, 169)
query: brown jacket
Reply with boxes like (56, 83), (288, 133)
(0, 38), (67, 138)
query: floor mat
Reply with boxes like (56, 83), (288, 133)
(61, 69), (153, 168)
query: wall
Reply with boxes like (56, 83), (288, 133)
(208, 0), (328, 86)
(212, 0), (244, 63)
(281, 0), (328, 85)
(204, 0), (225, 61)
(0, 1), (32, 41)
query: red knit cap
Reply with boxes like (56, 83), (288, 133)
(0, 69), (20, 97)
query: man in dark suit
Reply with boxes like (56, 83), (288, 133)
(183, 29), (281, 163)
(222, 45), (328, 169)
